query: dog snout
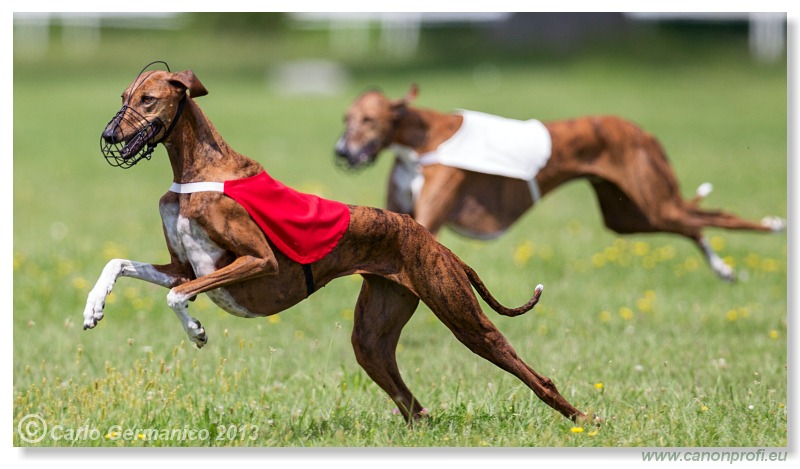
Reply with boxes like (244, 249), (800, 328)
(334, 136), (350, 158)
(102, 122), (121, 144)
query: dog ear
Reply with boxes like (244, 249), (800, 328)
(403, 83), (419, 103)
(390, 84), (419, 118)
(169, 70), (209, 98)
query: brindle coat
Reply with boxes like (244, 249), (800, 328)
(335, 86), (784, 281)
(84, 69), (590, 424)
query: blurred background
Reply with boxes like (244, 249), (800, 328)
(12, 12), (789, 447)
(12, 10), (788, 282)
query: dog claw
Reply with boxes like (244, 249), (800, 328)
(194, 330), (207, 349)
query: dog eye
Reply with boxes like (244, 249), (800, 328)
(141, 95), (155, 105)
(362, 116), (374, 124)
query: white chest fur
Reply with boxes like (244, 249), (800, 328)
(160, 200), (258, 318)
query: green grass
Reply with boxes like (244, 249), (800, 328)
(12, 23), (787, 448)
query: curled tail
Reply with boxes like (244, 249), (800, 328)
(459, 259), (543, 317)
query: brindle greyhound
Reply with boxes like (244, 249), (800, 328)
(84, 65), (593, 425)
(335, 85), (785, 281)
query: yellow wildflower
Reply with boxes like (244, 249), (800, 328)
(710, 236), (726, 251)
(633, 241), (650, 256)
(72, 276), (89, 290)
(514, 241), (535, 266)
(761, 258), (779, 272)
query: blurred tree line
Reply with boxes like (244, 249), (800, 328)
(186, 13), (287, 33)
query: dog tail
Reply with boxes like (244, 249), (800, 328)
(460, 260), (543, 317)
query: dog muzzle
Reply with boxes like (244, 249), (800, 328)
(334, 136), (380, 172)
(100, 105), (165, 169)
(100, 91), (186, 169)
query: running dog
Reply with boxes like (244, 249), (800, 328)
(335, 85), (785, 281)
(83, 64), (592, 425)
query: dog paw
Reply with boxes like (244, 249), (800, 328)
(709, 257), (736, 282)
(761, 216), (786, 232)
(576, 412), (604, 427)
(82, 292), (107, 330)
(716, 265), (736, 283)
(186, 319), (207, 349)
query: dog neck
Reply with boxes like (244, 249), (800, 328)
(392, 107), (463, 155)
(163, 98), (262, 183)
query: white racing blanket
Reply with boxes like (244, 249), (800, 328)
(418, 110), (551, 180)
(390, 110), (552, 213)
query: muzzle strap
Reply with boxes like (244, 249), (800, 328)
(159, 94), (187, 144)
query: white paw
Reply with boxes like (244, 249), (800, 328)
(712, 259), (736, 282)
(186, 319), (207, 348)
(761, 216), (786, 232)
(82, 289), (108, 330)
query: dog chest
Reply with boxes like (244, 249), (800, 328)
(159, 200), (258, 318)
(160, 200), (222, 275)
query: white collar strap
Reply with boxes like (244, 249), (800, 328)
(169, 181), (224, 193)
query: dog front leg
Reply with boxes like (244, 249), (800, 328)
(414, 165), (465, 235)
(83, 259), (185, 330)
(165, 255), (277, 348)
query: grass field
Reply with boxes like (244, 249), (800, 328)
(12, 21), (787, 449)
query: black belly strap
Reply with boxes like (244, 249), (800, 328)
(302, 264), (315, 297)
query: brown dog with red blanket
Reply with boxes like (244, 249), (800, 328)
(335, 85), (785, 281)
(83, 64), (593, 425)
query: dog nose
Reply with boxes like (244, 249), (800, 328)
(102, 123), (121, 143)
(334, 137), (349, 158)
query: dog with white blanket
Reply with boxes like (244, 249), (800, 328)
(335, 85), (785, 281)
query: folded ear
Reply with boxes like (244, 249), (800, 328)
(390, 83), (419, 116)
(403, 83), (419, 103)
(169, 70), (209, 98)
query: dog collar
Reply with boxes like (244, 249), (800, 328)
(169, 181), (224, 193)
(390, 144), (420, 165)
(158, 94), (187, 144)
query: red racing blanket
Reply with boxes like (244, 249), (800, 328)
(169, 171), (350, 264)
(222, 171), (350, 264)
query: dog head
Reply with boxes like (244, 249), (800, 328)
(335, 84), (418, 170)
(101, 65), (208, 168)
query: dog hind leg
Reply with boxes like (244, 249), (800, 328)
(351, 275), (425, 422)
(411, 252), (588, 423)
(590, 179), (782, 281)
